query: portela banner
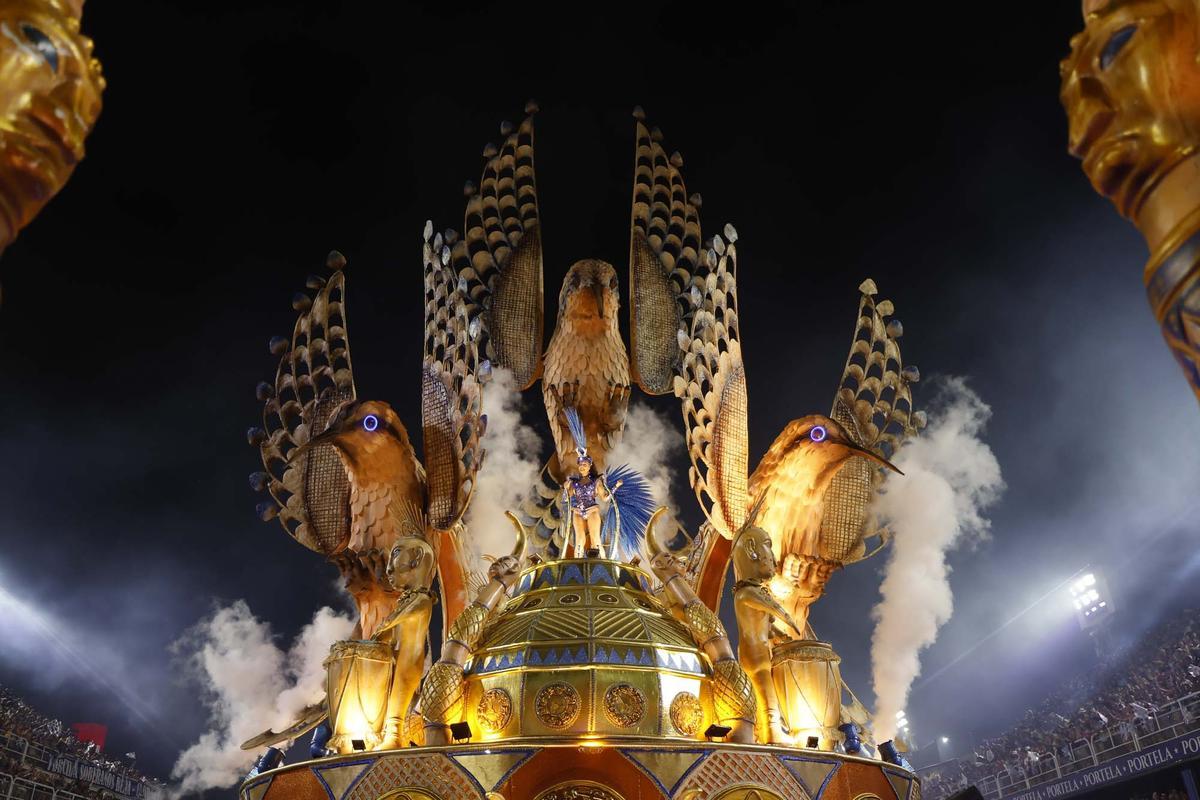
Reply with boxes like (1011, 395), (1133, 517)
(1007, 729), (1200, 800)
(47, 755), (144, 799)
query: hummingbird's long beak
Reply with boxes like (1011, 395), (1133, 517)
(592, 282), (606, 318)
(289, 426), (343, 462)
(843, 440), (904, 475)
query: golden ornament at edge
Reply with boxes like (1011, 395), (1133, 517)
(533, 782), (624, 800)
(534, 682), (580, 729)
(602, 683), (646, 728)
(669, 691), (703, 736)
(476, 687), (513, 733)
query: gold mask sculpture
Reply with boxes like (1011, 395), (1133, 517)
(0, 0), (103, 255)
(1061, 0), (1200, 402)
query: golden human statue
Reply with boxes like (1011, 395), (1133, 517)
(0, 0), (103, 257)
(374, 534), (438, 750)
(1062, 0), (1200, 401)
(419, 515), (526, 746)
(645, 508), (757, 743)
(731, 524), (803, 743)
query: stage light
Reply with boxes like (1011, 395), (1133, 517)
(1068, 568), (1114, 631)
(704, 724), (732, 741)
(449, 722), (473, 743)
(941, 736), (950, 744)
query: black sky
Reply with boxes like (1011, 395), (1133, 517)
(1, 0), (1199, 792)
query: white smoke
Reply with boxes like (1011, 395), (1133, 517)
(168, 601), (354, 796)
(463, 366), (544, 574)
(607, 401), (683, 559)
(869, 377), (1003, 742)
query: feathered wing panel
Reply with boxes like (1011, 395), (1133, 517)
(630, 110), (700, 395)
(819, 279), (924, 564)
(450, 103), (543, 390)
(253, 252), (356, 555)
(421, 222), (486, 532)
(673, 231), (749, 541)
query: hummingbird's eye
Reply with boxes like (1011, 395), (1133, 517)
(809, 425), (827, 443)
(1100, 24), (1136, 70)
(20, 24), (59, 73)
(362, 414), (379, 432)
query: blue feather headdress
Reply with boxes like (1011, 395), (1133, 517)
(564, 406), (589, 461)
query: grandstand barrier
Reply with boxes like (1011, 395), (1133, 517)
(0, 730), (144, 800)
(942, 691), (1200, 800)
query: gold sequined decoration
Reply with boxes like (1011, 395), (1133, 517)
(603, 684), (646, 728)
(711, 659), (756, 723)
(669, 691), (704, 736)
(476, 688), (512, 733)
(534, 682), (580, 729)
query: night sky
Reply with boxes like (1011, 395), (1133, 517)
(2, 1), (1199, 793)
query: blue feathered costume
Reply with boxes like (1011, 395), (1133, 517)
(560, 407), (656, 562)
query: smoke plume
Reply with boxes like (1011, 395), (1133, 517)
(463, 367), (543, 575)
(869, 377), (1003, 742)
(168, 601), (353, 795)
(607, 400), (683, 558)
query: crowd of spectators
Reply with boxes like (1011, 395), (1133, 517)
(0, 686), (150, 798)
(923, 610), (1200, 800)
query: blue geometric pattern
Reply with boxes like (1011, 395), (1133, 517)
(588, 562), (613, 585)
(561, 562), (585, 585)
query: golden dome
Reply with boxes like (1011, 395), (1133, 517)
(461, 557), (715, 741)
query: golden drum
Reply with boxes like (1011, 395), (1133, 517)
(771, 639), (842, 750)
(324, 639), (394, 753)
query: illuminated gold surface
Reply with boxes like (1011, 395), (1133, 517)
(461, 557), (713, 742)
(1061, 0), (1200, 221)
(603, 684), (647, 728)
(771, 639), (843, 750)
(0, 0), (103, 254)
(476, 688), (513, 733)
(324, 639), (393, 753)
(535, 682), (582, 729)
(533, 782), (624, 800)
(375, 537), (438, 749)
(733, 527), (802, 743)
(1062, 1), (1200, 400)
(669, 692), (703, 736)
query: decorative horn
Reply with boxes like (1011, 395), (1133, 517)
(645, 506), (670, 555)
(504, 511), (529, 560)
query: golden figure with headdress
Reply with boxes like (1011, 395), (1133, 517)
(1062, 0), (1200, 402)
(0, 0), (103, 260)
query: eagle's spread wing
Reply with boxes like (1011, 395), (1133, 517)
(820, 279), (923, 563)
(449, 104), (543, 390)
(629, 111), (698, 395)
(252, 252), (356, 556)
(421, 222), (485, 532)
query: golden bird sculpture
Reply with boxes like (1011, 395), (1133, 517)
(542, 258), (631, 476)
(250, 239), (487, 639)
(677, 263), (925, 623)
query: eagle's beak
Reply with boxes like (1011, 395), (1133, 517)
(592, 282), (606, 318)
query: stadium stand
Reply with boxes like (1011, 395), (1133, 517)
(923, 610), (1200, 800)
(0, 687), (151, 800)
